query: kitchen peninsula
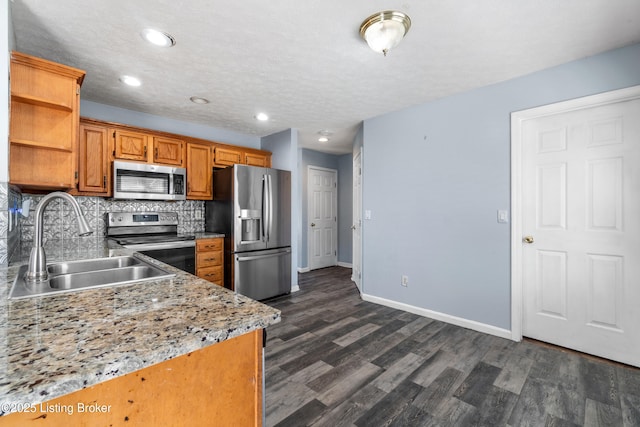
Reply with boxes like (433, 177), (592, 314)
(0, 238), (280, 426)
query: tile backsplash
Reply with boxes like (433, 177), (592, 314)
(0, 183), (23, 266)
(19, 196), (205, 244)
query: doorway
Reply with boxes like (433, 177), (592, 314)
(307, 166), (338, 270)
(511, 85), (640, 367)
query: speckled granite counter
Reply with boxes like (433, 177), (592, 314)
(0, 237), (280, 415)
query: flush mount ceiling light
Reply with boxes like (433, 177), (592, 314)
(119, 75), (141, 87)
(359, 10), (411, 56)
(190, 96), (210, 104)
(255, 112), (269, 122)
(141, 28), (176, 47)
(318, 137), (329, 143)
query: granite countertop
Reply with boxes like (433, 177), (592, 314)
(0, 237), (280, 415)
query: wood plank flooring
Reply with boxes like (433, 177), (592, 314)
(264, 267), (640, 427)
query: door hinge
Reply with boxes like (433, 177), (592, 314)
(113, 131), (116, 138)
(74, 171), (78, 179)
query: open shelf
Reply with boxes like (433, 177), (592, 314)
(11, 92), (73, 112)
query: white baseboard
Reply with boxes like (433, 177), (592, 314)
(338, 262), (352, 268)
(361, 293), (513, 340)
(297, 267), (311, 273)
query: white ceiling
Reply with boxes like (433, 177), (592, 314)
(10, 0), (640, 155)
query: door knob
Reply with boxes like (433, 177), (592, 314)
(311, 223), (316, 227)
(523, 236), (534, 244)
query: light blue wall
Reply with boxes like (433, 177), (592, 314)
(81, 100), (261, 149)
(362, 42), (640, 331)
(261, 129), (300, 289)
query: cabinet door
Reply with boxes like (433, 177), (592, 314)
(187, 143), (212, 199)
(214, 146), (243, 167)
(114, 129), (148, 161)
(245, 152), (269, 167)
(78, 123), (110, 194)
(153, 136), (184, 166)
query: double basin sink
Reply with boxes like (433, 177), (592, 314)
(9, 255), (175, 299)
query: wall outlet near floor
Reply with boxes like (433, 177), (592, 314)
(401, 275), (409, 287)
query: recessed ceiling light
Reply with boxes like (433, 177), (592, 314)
(141, 29), (176, 47)
(190, 96), (210, 104)
(255, 112), (269, 121)
(119, 75), (141, 87)
(318, 137), (329, 143)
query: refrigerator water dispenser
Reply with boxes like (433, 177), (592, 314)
(240, 209), (261, 242)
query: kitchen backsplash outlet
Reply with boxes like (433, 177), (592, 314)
(19, 195), (205, 244)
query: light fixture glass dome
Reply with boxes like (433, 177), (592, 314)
(360, 11), (411, 56)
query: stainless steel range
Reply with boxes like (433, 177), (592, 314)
(106, 212), (196, 274)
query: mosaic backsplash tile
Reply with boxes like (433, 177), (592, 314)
(20, 195), (205, 244)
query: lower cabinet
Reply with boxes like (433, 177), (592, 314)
(196, 237), (224, 285)
(0, 330), (264, 427)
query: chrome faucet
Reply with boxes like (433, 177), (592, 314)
(26, 192), (93, 282)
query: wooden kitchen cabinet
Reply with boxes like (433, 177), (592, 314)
(9, 51), (85, 191)
(213, 145), (243, 167)
(245, 150), (271, 167)
(186, 142), (212, 199)
(196, 237), (224, 284)
(152, 136), (184, 166)
(113, 129), (149, 161)
(77, 120), (110, 195)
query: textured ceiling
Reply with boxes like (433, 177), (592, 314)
(10, 0), (640, 154)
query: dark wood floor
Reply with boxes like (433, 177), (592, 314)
(263, 267), (640, 427)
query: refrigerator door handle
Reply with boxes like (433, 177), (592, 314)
(268, 174), (274, 242)
(237, 249), (291, 262)
(261, 174), (267, 242)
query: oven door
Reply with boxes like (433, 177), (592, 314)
(137, 246), (196, 275)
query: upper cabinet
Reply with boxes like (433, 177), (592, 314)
(113, 129), (185, 167)
(113, 129), (148, 162)
(77, 120), (110, 195)
(153, 136), (184, 166)
(186, 142), (212, 199)
(213, 145), (271, 169)
(213, 146), (242, 168)
(244, 150), (270, 167)
(9, 51), (85, 191)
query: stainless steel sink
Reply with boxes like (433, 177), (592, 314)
(9, 256), (175, 299)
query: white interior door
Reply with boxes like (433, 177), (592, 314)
(352, 149), (362, 292)
(308, 166), (337, 270)
(513, 86), (640, 367)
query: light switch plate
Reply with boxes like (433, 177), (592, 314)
(365, 210), (372, 220)
(497, 210), (509, 223)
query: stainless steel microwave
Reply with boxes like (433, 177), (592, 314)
(113, 161), (186, 201)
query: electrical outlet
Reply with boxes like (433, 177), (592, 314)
(401, 275), (409, 287)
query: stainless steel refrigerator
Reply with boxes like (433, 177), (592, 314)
(205, 165), (291, 300)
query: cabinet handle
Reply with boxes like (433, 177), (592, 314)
(103, 175), (107, 188)
(144, 145), (147, 157)
(155, 147), (158, 159)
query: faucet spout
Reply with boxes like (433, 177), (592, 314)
(26, 192), (94, 282)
